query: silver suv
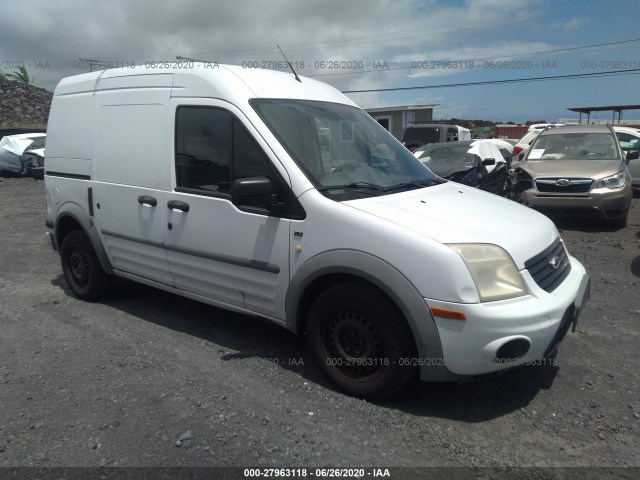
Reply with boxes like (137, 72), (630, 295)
(514, 125), (636, 227)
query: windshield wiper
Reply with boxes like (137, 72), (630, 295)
(319, 179), (440, 195)
(382, 179), (439, 192)
(318, 181), (384, 192)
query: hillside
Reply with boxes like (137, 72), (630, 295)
(0, 80), (53, 128)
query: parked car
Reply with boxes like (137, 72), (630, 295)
(613, 126), (640, 192)
(0, 133), (46, 176)
(528, 123), (566, 132)
(511, 130), (541, 163)
(413, 140), (508, 195)
(21, 148), (46, 179)
(45, 64), (589, 398)
(400, 124), (471, 151)
(514, 125), (636, 227)
(613, 126), (640, 151)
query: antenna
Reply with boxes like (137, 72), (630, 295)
(277, 45), (301, 83)
(78, 58), (101, 72)
(176, 55), (215, 63)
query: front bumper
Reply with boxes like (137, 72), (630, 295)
(46, 231), (58, 252)
(0, 159), (22, 173)
(425, 255), (589, 377)
(520, 186), (632, 220)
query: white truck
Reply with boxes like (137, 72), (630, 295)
(44, 64), (590, 398)
(400, 124), (471, 151)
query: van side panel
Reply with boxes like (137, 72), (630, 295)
(94, 104), (163, 189)
(45, 93), (96, 165)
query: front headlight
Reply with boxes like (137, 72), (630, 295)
(448, 244), (527, 302)
(595, 171), (626, 189)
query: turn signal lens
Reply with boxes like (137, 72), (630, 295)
(430, 307), (467, 321)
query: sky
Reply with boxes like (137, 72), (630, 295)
(0, 0), (639, 123)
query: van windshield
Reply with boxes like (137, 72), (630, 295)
(252, 99), (439, 199)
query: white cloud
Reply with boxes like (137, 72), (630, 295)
(551, 16), (590, 31)
(432, 102), (473, 120)
(0, 0), (544, 91)
(1, 0), (631, 122)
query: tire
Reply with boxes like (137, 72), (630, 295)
(307, 282), (417, 399)
(60, 230), (112, 300)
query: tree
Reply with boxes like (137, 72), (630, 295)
(6, 66), (33, 84)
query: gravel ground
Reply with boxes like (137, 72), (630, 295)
(0, 176), (639, 477)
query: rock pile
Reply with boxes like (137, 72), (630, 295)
(0, 80), (53, 127)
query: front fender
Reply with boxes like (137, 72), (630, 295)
(286, 249), (447, 381)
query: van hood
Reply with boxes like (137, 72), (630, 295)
(343, 183), (557, 269)
(519, 159), (623, 179)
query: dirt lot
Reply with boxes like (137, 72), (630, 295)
(1, 176), (639, 477)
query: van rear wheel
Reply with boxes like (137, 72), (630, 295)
(307, 282), (417, 398)
(60, 230), (111, 300)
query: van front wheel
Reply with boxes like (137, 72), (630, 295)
(307, 282), (417, 398)
(60, 230), (111, 300)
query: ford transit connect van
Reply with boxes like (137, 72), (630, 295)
(45, 64), (590, 398)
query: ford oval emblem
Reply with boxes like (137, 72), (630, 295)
(556, 178), (570, 186)
(549, 255), (561, 269)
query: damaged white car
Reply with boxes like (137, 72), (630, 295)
(0, 133), (46, 177)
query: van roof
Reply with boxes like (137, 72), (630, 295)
(53, 63), (356, 107)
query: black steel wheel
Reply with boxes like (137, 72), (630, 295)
(60, 230), (111, 300)
(307, 282), (417, 398)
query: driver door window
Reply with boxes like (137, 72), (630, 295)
(175, 107), (270, 195)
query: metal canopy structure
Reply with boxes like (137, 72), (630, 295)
(567, 104), (640, 124)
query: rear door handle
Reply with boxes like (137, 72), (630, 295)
(138, 195), (157, 207)
(167, 200), (190, 212)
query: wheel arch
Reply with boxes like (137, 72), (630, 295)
(54, 202), (114, 275)
(286, 250), (446, 381)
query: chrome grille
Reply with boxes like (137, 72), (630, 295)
(535, 178), (593, 194)
(525, 238), (571, 292)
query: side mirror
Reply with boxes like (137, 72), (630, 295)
(231, 176), (284, 213)
(518, 152), (525, 161)
(626, 150), (640, 161)
(482, 158), (496, 166)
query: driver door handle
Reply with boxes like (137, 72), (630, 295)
(138, 195), (157, 207)
(167, 200), (190, 212)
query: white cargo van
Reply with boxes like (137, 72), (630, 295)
(400, 124), (471, 151)
(45, 64), (590, 398)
